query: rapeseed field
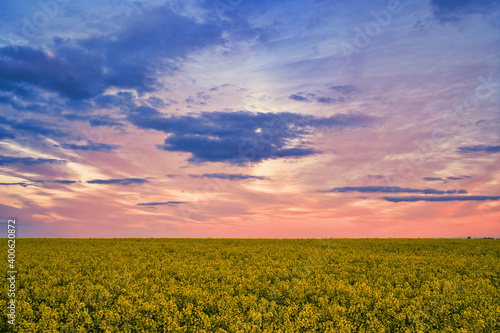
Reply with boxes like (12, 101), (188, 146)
(2, 238), (499, 332)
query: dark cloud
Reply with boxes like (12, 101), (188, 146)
(52, 180), (77, 184)
(62, 112), (124, 128)
(87, 178), (148, 185)
(0, 115), (67, 138)
(431, 0), (500, 22)
(423, 176), (471, 182)
(57, 142), (120, 153)
(127, 110), (375, 164)
(317, 97), (336, 104)
(209, 83), (232, 92)
(137, 201), (186, 206)
(0, 182), (30, 187)
(197, 92), (211, 101)
(0, 6), (223, 101)
(289, 94), (309, 102)
(93, 93), (130, 109)
(190, 173), (269, 180)
(186, 92), (211, 106)
(382, 195), (500, 202)
(0, 130), (15, 140)
(272, 147), (317, 157)
(0, 156), (66, 166)
(32, 180), (78, 185)
(3, 96), (53, 114)
(0, 179), (76, 187)
(423, 177), (444, 181)
(367, 175), (384, 179)
(166, 174), (179, 178)
(457, 145), (500, 154)
(327, 85), (356, 94)
(88, 116), (124, 128)
(147, 96), (165, 109)
(0, 46), (103, 101)
(323, 186), (467, 195)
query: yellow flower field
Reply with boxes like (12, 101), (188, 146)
(2, 238), (499, 332)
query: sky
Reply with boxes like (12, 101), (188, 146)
(0, 0), (499, 238)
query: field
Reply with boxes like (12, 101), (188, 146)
(2, 238), (499, 332)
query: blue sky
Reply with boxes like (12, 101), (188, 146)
(0, 0), (499, 237)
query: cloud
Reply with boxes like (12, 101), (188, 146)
(0, 130), (15, 140)
(0, 182), (30, 187)
(0, 6), (224, 101)
(147, 96), (164, 109)
(291, 93), (341, 105)
(51, 180), (77, 184)
(367, 175), (385, 179)
(57, 143), (120, 153)
(89, 116), (124, 128)
(189, 173), (269, 180)
(197, 92), (211, 101)
(87, 178), (148, 185)
(93, 93), (131, 109)
(327, 85), (356, 94)
(423, 176), (471, 182)
(457, 145), (500, 154)
(32, 180), (78, 185)
(0, 179), (75, 187)
(166, 174), (179, 178)
(430, 0), (500, 22)
(128, 110), (375, 164)
(289, 94), (309, 102)
(0, 156), (66, 166)
(323, 186), (467, 195)
(0, 115), (68, 138)
(317, 97), (336, 104)
(137, 201), (186, 206)
(382, 195), (500, 202)
(423, 177), (444, 181)
(209, 83), (232, 92)
(0, 46), (102, 101)
(63, 112), (124, 128)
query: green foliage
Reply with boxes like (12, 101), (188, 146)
(2, 238), (499, 332)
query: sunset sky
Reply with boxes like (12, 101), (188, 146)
(0, 0), (499, 238)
